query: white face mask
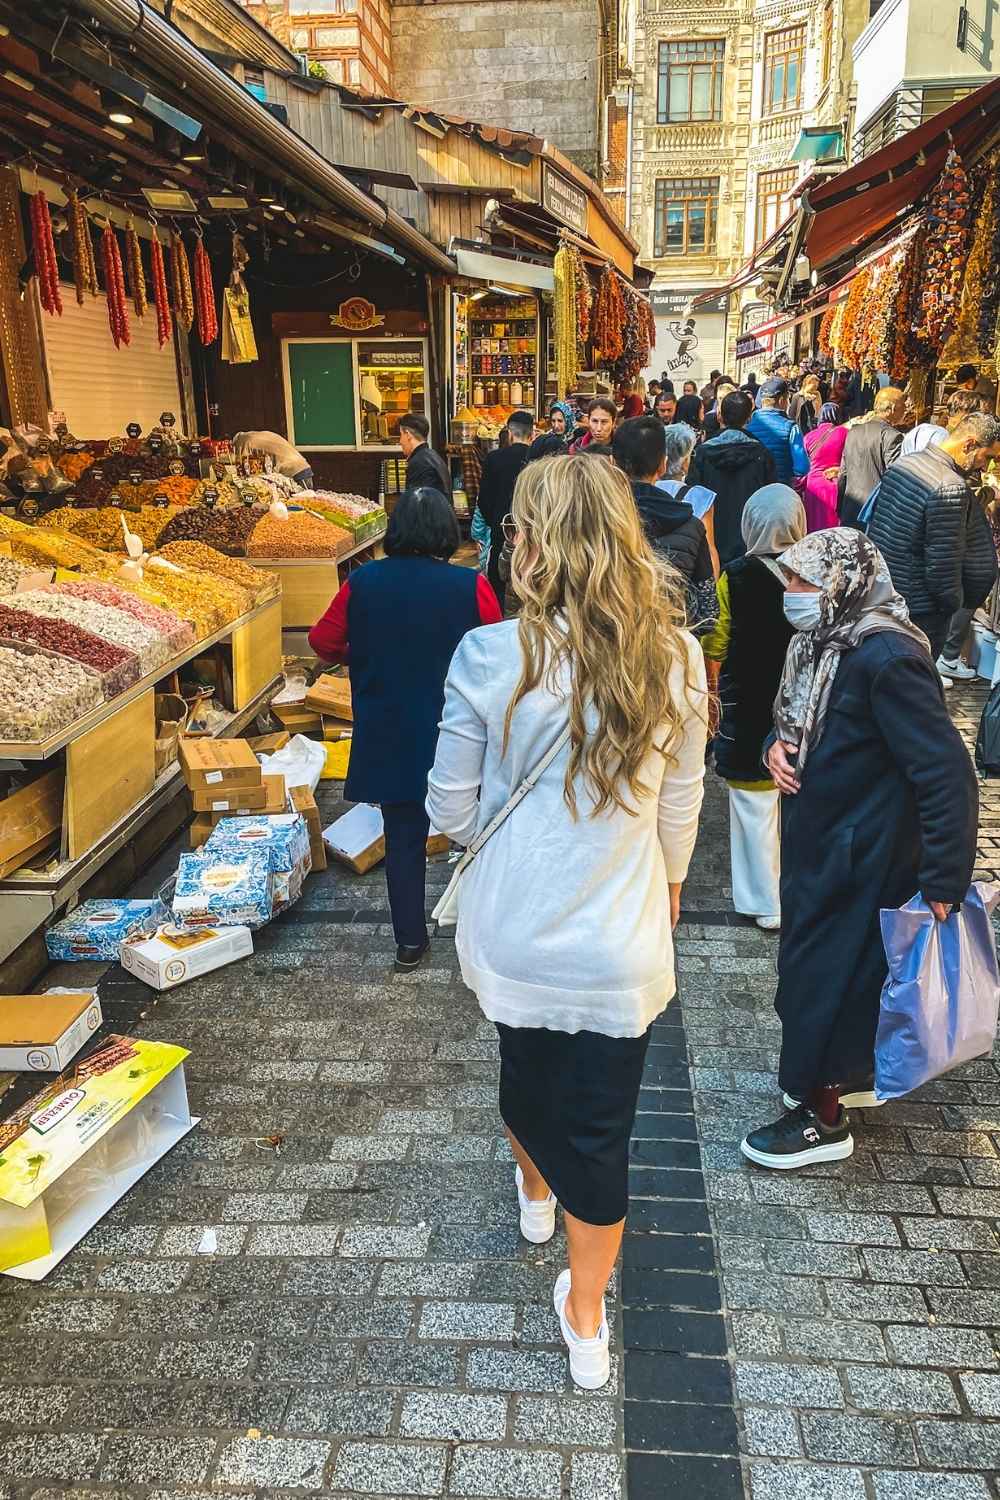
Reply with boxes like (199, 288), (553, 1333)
(783, 592), (823, 631)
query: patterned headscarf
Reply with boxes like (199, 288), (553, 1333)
(818, 402), (842, 425)
(773, 527), (929, 776)
(549, 400), (575, 436)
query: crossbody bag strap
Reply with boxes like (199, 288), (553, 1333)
(452, 723), (572, 880)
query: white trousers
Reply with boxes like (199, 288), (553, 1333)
(729, 786), (781, 919)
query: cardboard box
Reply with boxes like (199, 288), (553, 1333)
(288, 784), (326, 871)
(248, 731), (291, 754)
(173, 848), (274, 928)
(45, 900), (167, 962)
(205, 813), (311, 910)
(189, 776), (287, 845)
(0, 992), (103, 1073)
(191, 773), (285, 815)
(323, 806), (450, 874)
(321, 716), (353, 741)
(178, 738), (261, 793)
(121, 925), (253, 991)
(271, 703), (322, 733)
(0, 1036), (197, 1280)
(305, 674), (353, 721)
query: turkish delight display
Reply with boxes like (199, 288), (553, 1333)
(13, 590), (171, 676)
(172, 847), (275, 928)
(50, 580), (194, 655)
(0, 640), (103, 741)
(0, 604), (140, 700)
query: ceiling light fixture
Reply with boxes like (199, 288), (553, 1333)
(206, 194), (249, 210)
(142, 186), (198, 212)
(3, 70), (35, 91)
(25, 112), (50, 128)
(108, 109), (134, 126)
(181, 152), (205, 162)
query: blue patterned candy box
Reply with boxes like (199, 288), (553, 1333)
(204, 814), (312, 910)
(46, 899), (169, 961)
(172, 848), (274, 929)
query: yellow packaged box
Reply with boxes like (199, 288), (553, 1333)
(120, 925), (253, 991)
(0, 1036), (197, 1280)
(305, 674), (353, 721)
(178, 738), (261, 792)
(191, 773), (286, 815)
(0, 992), (102, 1073)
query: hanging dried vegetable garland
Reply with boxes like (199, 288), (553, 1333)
(568, 244), (590, 343)
(68, 191), (98, 304)
(913, 148), (971, 351)
(170, 233), (194, 332)
(30, 190), (62, 316)
(976, 154), (1000, 353)
(639, 296), (656, 355)
(124, 225), (147, 319)
(101, 222), (130, 349)
(611, 285), (649, 388)
(828, 299), (846, 363)
(902, 225), (936, 371)
(861, 258), (903, 378)
(150, 231), (172, 348)
(553, 244), (579, 398)
(837, 266), (871, 370)
(941, 164), (996, 369)
(193, 237), (218, 346)
(818, 305), (836, 360)
(890, 235), (919, 381)
(591, 266), (624, 363)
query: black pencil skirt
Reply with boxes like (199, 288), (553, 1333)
(495, 1020), (652, 1226)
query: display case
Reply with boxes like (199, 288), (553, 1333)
(451, 290), (539, 422)
(280, 336), (430, 452)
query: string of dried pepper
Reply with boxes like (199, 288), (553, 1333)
(68, 191), (98, 305)
(553, 244), (579, 398)
(193, 237), (218, 345)
(591, 266), (624, 363)
(150, 231), (172, 348)
(124, 224), (147, 319)
(170, 233), (194, 332)
(30, 191), (62, 316)
(101, 222), (130, 348)
(914, 148), (971, 352)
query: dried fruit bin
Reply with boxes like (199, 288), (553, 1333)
(0, 606), (140, 700)
(13, 591), (172, 678)
(0, 639), (103, 741)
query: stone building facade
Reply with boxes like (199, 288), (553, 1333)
(629, 0), (866, 375)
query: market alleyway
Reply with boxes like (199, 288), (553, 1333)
(2, 682), (1000, 1500)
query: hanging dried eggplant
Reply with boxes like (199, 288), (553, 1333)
(170, 233), (194, 332)
(30, 191), (62, 316)
(125, 224), (147, 319)
(101, 222), (130, 349)
(193, 237), (218, 345)
(150, 231), (172, 348)
(68, 191), (98, 305)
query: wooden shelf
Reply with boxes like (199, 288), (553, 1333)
(0, 597), (279, 761)
(246, 532), (386, 632)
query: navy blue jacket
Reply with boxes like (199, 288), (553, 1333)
(310, 556), (495, 804)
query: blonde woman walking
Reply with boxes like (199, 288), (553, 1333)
(426, 455), (707, 1388)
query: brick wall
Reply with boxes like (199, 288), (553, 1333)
(390, 0), (601, 174)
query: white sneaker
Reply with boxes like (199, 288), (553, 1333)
(783, 1089), (885, 1111)
(937, 655), (978, 681)
(553, 1268), (610, 1389)
(756, 915), (781, 931)
(515, 1165), (555, 1244)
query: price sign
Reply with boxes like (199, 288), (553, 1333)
(202, 486), (219, 508)
(153, 492), (170, 507)
(126, 422), (142, 439)
(159, 412), (176, 428)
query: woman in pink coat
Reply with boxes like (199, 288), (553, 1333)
(802, 403), (847, 532)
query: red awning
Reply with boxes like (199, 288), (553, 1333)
(804, 77), (1000, 270)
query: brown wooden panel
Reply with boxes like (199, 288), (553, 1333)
(250, 560), (342, 630)
(231, 596), (283, 711)
(64, 691), (155, 861)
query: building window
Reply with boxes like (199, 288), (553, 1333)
(656, 40), (725, 124)
(763, 25), (805, 114)
(920, 83), (975, 121)
(820, 3), (833, 86)
(756, 167), (797, 245)
(654, 176), (718, 256)
(315, 23), (359, 45)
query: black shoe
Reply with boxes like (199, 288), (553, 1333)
(394, 942), (429, 972)
(741, 1105), (854, 1171)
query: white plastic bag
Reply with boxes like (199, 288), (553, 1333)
(259, 733), (325, 794)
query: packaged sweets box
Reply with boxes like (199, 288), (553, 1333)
(45, 899), (168, 962)
(172, 848), (274, 928)
(121, 925), (253, 991)
(190, 773), (286, 817)
(0, 991), (103, 1072)
(205, 813), (311, 909)
(178, 738), (261, 792)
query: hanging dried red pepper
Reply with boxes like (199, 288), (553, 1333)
(68, 191), (98, 305)
(193, 237), (218, 345)
(150, 231), (172, 348)
(125, 224), (147, 319)
(170, 233), (194, 332)
(101, 222), (130, 349)
(591, 267), (624, 363)
(30, 190), (62, 316)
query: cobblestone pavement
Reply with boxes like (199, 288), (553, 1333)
(0, 681), (998, 1500)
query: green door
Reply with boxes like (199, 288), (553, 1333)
(285, 341), (356, 447)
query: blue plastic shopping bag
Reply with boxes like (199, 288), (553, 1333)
(874, 883), (1000, 1101)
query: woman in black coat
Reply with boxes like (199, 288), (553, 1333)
(742, 528), (977, 1171)
(309, 488), (501, 971)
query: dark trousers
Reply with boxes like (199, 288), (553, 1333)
(942, 607), (974, 663)
(381, 801), (429, 948)
(911, 612), (951, 663)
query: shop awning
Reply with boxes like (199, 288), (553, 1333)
(689, 215), (795, 309)
(453, 245), (554, 292)
(791, 127), (845, 164)
(802, 76), (1000, 272)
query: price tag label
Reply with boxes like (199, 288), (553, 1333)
(149, 435), (163, 454)
(168, 460), (185, 477)
(240, 489), (256, 507)
(153, 492), (170, 507)
(126, 422), (142, 439)
(202, 486), (219, 509)
(160, 411), (177, 428)
(109, 492), (124, 509)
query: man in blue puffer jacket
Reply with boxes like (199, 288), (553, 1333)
(747, 377), (810, 485)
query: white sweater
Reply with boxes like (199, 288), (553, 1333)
(426, 621), (707, 1037)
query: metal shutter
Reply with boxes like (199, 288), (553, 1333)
(40, 286), (184, 436)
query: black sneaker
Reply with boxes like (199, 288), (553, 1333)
(741, 1105), (854, 1170)
(394, 941), (429, 973)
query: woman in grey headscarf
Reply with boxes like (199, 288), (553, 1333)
(702, 485), (806, 931)
(740, 527), (978, 1172)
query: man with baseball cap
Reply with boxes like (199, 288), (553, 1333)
(746, 376), (809, 486)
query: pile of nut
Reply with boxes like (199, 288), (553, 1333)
(0, 604), (140, 699)
(155, 541), (277, 600)
(247, 511), (351, 558)
(0, 557), (44, 596)
(0, 640), (103, 740)
(14, 590), (171, 676)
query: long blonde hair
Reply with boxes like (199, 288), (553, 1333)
(504, 454), (704, 817)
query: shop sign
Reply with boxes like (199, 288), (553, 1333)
(330, 297), (385, 332)
(650, 286), (729, 315)
(542, 164), (588, 236)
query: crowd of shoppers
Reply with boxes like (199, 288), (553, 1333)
(304, 352), (1000, 1387)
